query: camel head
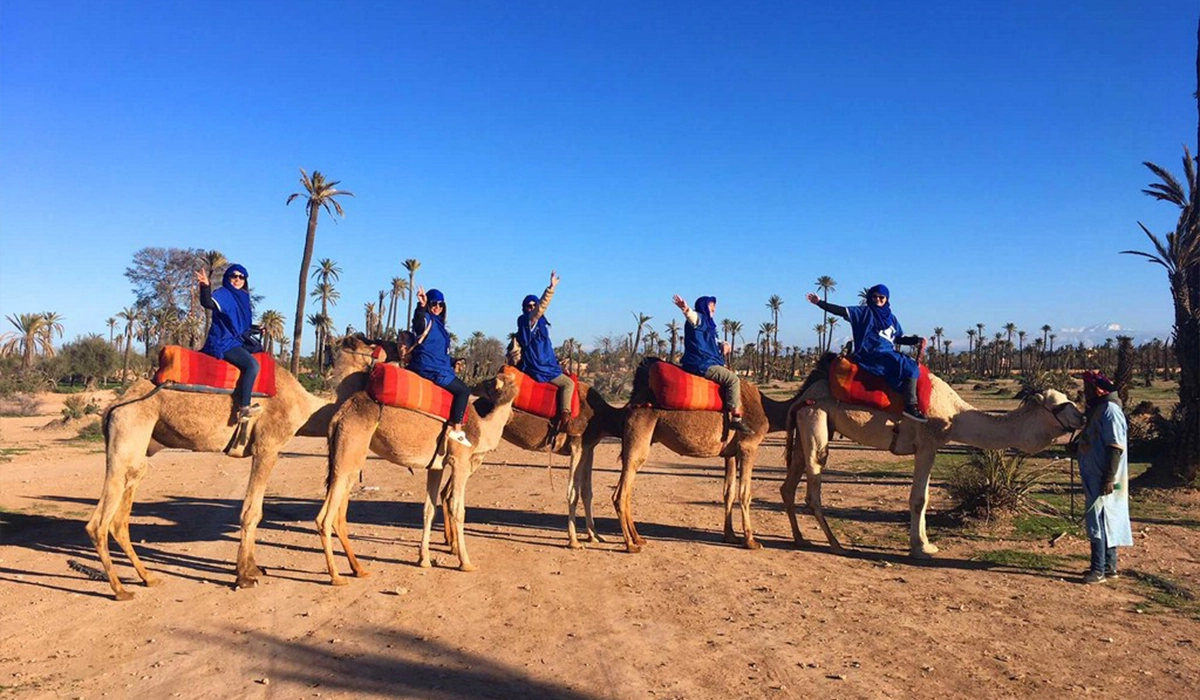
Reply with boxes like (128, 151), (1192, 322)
(1019, 389), (1085, 450)
(333, 334), (385, 379)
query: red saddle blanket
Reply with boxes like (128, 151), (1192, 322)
(828, 356), (931, 415)
(510, 370), (581, 420)
(367, 363), (455, 422)
(649, 362), (724, 412)
(153, 346), (277, 397)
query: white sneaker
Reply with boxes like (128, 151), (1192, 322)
(447, 429), (472, 448)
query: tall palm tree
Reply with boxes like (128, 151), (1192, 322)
(933, 326), (945, 370)
(1122, 137), (1200, 481)
(727, 320), (743, 360)
(975, 323), (985, 375)
(258, 310), (286, 356)
(198, 249), (228, 343)
(1003, 322), (1017, 375)
(307, 313), (333, 367)
(1, 313), (49, 368)
(310, 280), (341, 366)
(40, 312), (64, 357)
(363, 302), (378, 339)
(966, 329), (977, 370)
(813, 323), (826, 353)
(1017, 330), (1027, 374)
(286, 169), (353, 374)
(387, 276), (408, 335)
(825, 317), (839, 353)
(402, 259), (421, 332)
(814, 277), (836, 352)
(766, 294), (783, 377)
(631, 312), (651, 362)
(106, 317), (118, 346)
(117, 307), (138, 378)
(857, 287), (872, 305)
(665, 319), (681, 363)
(1040, 324), (1052, 359)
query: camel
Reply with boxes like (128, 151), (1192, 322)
(500, 380), (626, 548)
(315, 358), (521, 585)
(781, 354), (1086, 557)
(84, 340), (375, 600)
(613, 365), (807, 554)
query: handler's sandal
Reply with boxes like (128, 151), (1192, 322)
(903, 405), (928, 423)
(1084, 570), (1107, 585)
(447, 429), (472, 448)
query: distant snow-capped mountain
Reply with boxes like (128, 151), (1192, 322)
(1027, 324), (1170, 348)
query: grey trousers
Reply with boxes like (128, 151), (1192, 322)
(704, 365), (742, 413)
(548, 373), (576, 416)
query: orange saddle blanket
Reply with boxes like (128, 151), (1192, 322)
(153, 346), (277, 397)
(367, 363), (456, 422)
(648, 362), (724, 412)
(511, 370), (581, 420)
(829, 356), (931, 415)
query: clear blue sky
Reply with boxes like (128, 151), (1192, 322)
(1, 1), (1194, 351)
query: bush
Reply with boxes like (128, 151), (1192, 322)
(947, 449), (1056, 520)
(0, 394), (42, 417)
(74, 418), (104, 442)
(62, 395), (102, 420)
(59, 335), (119, 389)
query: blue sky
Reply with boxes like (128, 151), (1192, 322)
(1, 1), (1194, 352)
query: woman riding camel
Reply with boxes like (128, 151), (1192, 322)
(511, 270), (575, 432)
(410, 286), (473, 446)
(196, 264), (262, 423)
(806, 284), (928, 422)
(673, 294), (752, 434)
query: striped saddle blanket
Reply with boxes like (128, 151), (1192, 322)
(510, 370), (581, 420)
(367, 363), (456, 422)
(829, 356), (932, 415)
(153, 346), (277, 397)
(648, 362), (724, 412)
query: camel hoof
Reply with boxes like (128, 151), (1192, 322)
(329, 576), (349, 587)
(352, 569), (371, 579)
(567, 539), (584, 550)
(458, 562), (478, 573)
(909, 545), (937, 559)
(143, 575), (163, 587)
(114, 590), (134, 602)
(625, 543), (642, 554)
(632, 535), (646, 546)
(418, 559), (432, 569)
(743, 538), (763, 551)
(234, 576), (260, 590)
(590, 533), (607, 544)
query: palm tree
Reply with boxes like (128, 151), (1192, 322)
(258, 310), (286, 356)
(966, 328), (977, 371)
(1003, 322), (1017, 375)
(402, 259), (421, 332)
(386, 276), (408, 335)
(814, 277), (836, 352)
(363, 302), (378, 339)
(285, 169), (353, 374)
(1122, 135), (1200, 481)
(813, 323), (826, 353)
(825, 317), (839, 353)
(106, 317), (118, 346)
(631, 312), (651, 362)
(1017, 330), (1027, 374)
(665, 319), (681, 362)
(40, 312), (64, 357)
(307, 313), (333, 367)
(933, 326), (945, 370)
(857, 287), (872, 305)
(727, 320), (743, 359)
(117, 306), (137, 378)
(1040, 324), (1052, 360)
(766, 294), (783, 377)
(198, 249), (228, 343)
(1, 313), (49, 368)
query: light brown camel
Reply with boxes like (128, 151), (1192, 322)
(614, 369), (806, 554)
(781, 356), (1085, 557)
(316, 363), (521, 585)
(84, 341), (375, 600)
(501, 380), (626, 548)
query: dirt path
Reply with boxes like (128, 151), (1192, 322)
(2, 394), (1197, 699)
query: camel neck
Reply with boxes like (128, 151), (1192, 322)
(761, 391), (794, 432)
(947, 403), (1062, 453)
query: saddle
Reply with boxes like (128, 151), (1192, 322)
(646, 360), (723, 412)
(367, 362), (459, 423)
(509, 370), (581, 420)
(153, 346), (277, 397)
(828, 356), (932, 415)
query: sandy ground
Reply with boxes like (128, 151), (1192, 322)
(2, 390), (1198, 699)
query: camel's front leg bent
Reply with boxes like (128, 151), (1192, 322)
(909, 447), (939, 558)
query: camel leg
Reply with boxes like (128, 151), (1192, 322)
(613, 430), (650, 553)
(721, 455), (739, 544)
(439, 471), (457, 552)
(448, 456), (480, 572)
(909, 448), (939, 558)
(234, 450), (280, 589)
(565, 440), (584, 549)
(316, 422), (372, 585)
(86, 411), (154, 601)
(779, 412), (810, 547)
(797, 410), (845, 553)
(109, 457), (161, 587)
(419, 468), (441, 568)
(737, 454), (761, 550)
(334, 484), (369, 578)
(578, 446), (604, 544)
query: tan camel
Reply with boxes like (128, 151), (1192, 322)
(316, 362), (520, 585)
(84, 342), (375, 600)
(500, 380), (626, 548)
(614, 367), (806, 553)
(781, 356), (1085, 557)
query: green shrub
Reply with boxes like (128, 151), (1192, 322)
(947, 449), (1057, 519)
(74, 419), (104, 442)
(62, 395), (101, 420)
(0, 394), (42, 417)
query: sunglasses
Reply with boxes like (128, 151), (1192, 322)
(429, 301), (444, 307)
(230, 274), (246, 280)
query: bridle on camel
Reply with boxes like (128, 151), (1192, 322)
(1039, 400), (1079, 436)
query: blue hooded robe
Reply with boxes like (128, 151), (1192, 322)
(681, 295), (725, 376)
(844, 284), (918, 392)
(201, 264), (253, 360)
(516, 294), (564, 382)
(409, 289), (458, 386)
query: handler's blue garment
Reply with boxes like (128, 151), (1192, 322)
(516, 296), (564, 382)
(681, 295), (725, 376)
(845, 288), (918, 393)
(201, 264), (253, 360)
(1079, 396), (1133, 548)
(409, 302), (457, 386)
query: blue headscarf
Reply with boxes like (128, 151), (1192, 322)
(863, 284), (896, 331)
(515, 292), (562, 381)
(681, 295), (723, 375)
(693, 296), (718, 334)
(201, 263), (253, 359)
(522, 294), (539, 309)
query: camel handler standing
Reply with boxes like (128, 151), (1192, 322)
(509, 270), (575, 434)
(1073, 370), (1132, 584)
(673, 294), (752, 434)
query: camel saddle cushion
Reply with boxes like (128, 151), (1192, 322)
(153, 346), (277, 397)
(829, 356), (931, 415)
(367, 363), (456, 422)
(648, 361), (723, 412)
(510, 369), (581, 420)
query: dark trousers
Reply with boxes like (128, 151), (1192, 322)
(224, 345), (260, 409)
(438, 376), (472, 425)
